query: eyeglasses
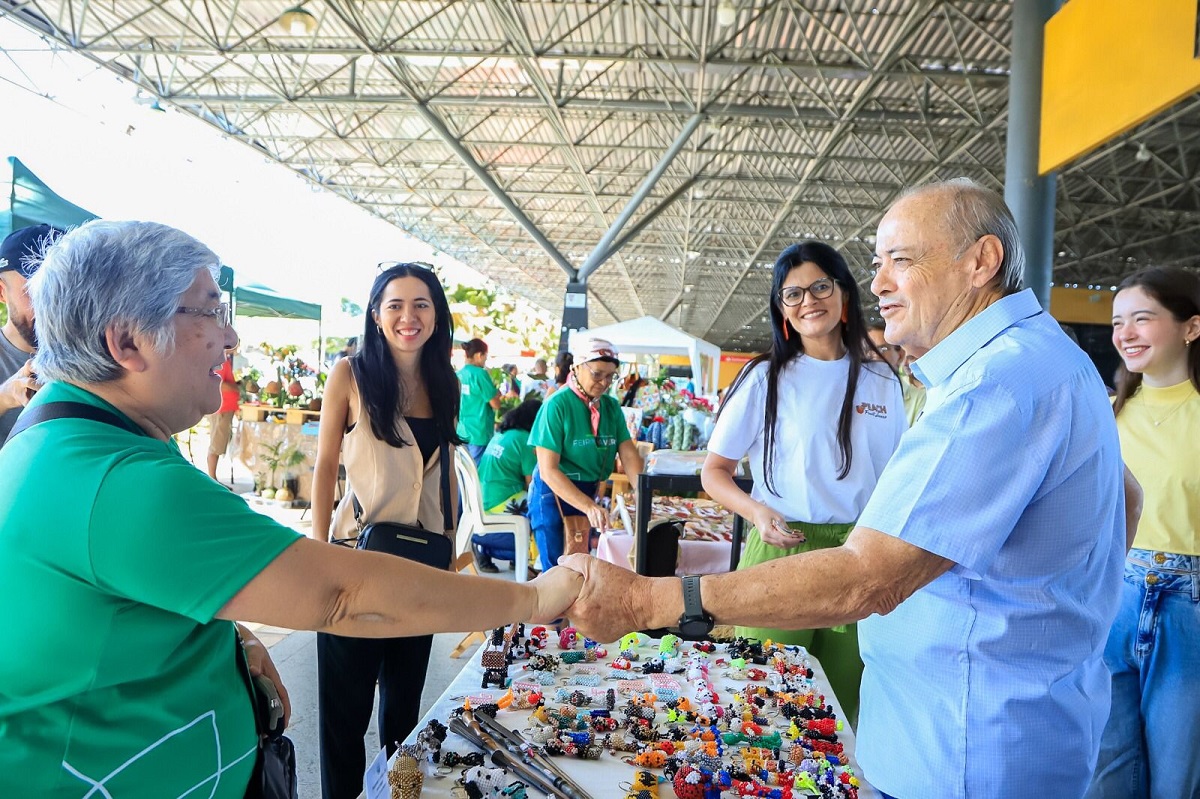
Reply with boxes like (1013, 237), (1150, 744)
(777, 278), (836, 307)
(177, 302), (232, 327)
(580, 366), (618, 384)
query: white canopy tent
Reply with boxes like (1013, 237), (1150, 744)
(569, 316), (721, 396)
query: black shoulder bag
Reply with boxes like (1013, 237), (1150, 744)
(8, 402), (299, 799)
(337, 440), (455, 570)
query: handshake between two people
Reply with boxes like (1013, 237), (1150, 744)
(526, 554), (668, 644)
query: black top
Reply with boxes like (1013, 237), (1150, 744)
(405, 416), (439, 464)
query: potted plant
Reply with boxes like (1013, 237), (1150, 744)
(258, 438), (306, 501)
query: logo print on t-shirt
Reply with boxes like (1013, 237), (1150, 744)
(855, 402), (888, 418)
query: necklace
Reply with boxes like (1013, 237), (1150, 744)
(1150, 397), (1191, 427)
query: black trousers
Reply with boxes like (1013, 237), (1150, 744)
(316, 631), (434, 799)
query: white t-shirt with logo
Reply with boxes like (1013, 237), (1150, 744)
(708, 355), (905, 524)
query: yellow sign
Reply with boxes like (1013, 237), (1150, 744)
(1040, 0), (1200, 173)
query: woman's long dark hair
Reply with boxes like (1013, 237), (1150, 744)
(350, 264), (462, 448)
(717, 241), (888, 494)
(499, 398), (542, 433)
(554, 351), (574, 386)
(1112, 266), (1200, 417)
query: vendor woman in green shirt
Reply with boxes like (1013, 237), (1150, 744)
(527, 338), (644, 571)
(456, 337), (500, 464)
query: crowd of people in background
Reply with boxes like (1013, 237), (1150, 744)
(1, 176), (1197, 799)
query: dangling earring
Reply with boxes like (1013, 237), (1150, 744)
(841, 303), (849, 324)
(782, 318), (790, 341)
(377, 324), (383, 334)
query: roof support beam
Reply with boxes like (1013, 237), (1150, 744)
(408, 101), (576, 279)
(577, 113), (703, 282)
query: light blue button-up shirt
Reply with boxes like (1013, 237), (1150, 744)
(855, 289), (1125, 798)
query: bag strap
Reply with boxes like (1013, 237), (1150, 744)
(4, 400), (131, 444)
(351, 440), (453, 533)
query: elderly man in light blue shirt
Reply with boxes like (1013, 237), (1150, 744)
(557, 178), (1134, 798)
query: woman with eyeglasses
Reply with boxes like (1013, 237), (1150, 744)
(1086, 267), (1200, 799)
(700, 241), (905, 724)
(310, 263), (464, 798)
(526, 338), (645, 573)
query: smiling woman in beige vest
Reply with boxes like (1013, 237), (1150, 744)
(311, 263), (464, 799)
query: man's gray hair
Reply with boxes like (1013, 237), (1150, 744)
(901, 177), (1026, 294)
(29, 220), (220, 384)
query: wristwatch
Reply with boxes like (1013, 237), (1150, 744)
(673, 575), (715, 640)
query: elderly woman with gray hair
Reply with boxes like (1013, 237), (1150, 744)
(0, 220), (581, 799)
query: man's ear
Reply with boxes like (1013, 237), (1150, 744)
(969, 234), (1005, 289)
(104, 323), (150, 374)
(0, 276), (10, 305)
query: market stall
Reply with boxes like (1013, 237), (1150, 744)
(568, 316), (721, 396)
(378, 632), (877, 799)
(228, 281), (325, 503)
(2, 156), (97, 238)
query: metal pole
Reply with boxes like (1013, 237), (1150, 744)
(1004, 0), (1060, 309)
(410, 101), (578, 279)
(577, 114), (704, 281)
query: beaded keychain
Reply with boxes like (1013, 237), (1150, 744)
(388, 754), (423, 799)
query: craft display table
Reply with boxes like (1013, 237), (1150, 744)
(375, 634), (878, 799)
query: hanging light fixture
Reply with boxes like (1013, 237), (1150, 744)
(1134, 142), (1152, 163)
(279, 6), (318, 36)
(717, 0), (737, 27)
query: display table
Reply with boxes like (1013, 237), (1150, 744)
(386, 634), (877, 799)
(236, 408), (319, 502)
(628, 473), (753, 575)
(596, 532), (736, 576)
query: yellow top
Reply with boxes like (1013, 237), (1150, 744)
(900, 370), (927, 428)
(1118, 380), (1200, 555)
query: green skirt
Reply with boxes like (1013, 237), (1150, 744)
(735, 520), (861, 725)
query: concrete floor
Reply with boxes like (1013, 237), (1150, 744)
(196, 429), (518, 799)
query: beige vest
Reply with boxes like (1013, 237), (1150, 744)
(331, 382), (458, 541)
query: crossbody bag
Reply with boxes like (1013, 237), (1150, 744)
(336, 440), (455, 570)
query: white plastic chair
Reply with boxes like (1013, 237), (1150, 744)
(453, 447), (531, 583)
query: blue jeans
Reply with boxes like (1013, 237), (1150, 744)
(466, 443), (487, 465)
(527, 468), (596, 572)
(1086, 549), (1200, 799)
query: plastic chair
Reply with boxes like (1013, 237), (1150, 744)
(452, 448), (531, 582)
(448, 448), (532, 658)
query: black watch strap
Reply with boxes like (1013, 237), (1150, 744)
(674, 575), (714, 639)
(682, 575), (704, 618)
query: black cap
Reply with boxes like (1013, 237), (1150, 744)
(0, 224), (67, 279)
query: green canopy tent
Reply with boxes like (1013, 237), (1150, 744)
(2, 156), (98, 239)
(232, 281), (324, 370)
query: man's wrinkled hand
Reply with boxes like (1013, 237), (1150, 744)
(556, 554), (654, 643)
(528, 566), (583, 623)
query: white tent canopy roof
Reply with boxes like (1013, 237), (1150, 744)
(569, 316), (720, 395)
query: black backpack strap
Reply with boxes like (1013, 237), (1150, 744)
(440, 441), (453, 533)
(4, 401), (130, 445)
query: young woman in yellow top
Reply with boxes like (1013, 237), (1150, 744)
(1088, 267), (1200, 799)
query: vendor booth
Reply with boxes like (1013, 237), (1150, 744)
(568, 316), (721, 396)
(2, 156), (97, 238)
(227, 277), (325, 503)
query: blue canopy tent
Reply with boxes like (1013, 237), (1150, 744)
(2, 156), (98, 239)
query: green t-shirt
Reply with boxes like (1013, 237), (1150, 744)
(456, 364), (498, 445)
(527, 387), (630, 483)
(478, 427), (538, 511)
(0, 382), (301, 798)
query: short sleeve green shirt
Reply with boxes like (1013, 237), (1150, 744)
(456, 364), (498, 445)
(0, 382), (301, 798)
(478, 427), (538, 511)
(527, 387), (630, 482)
